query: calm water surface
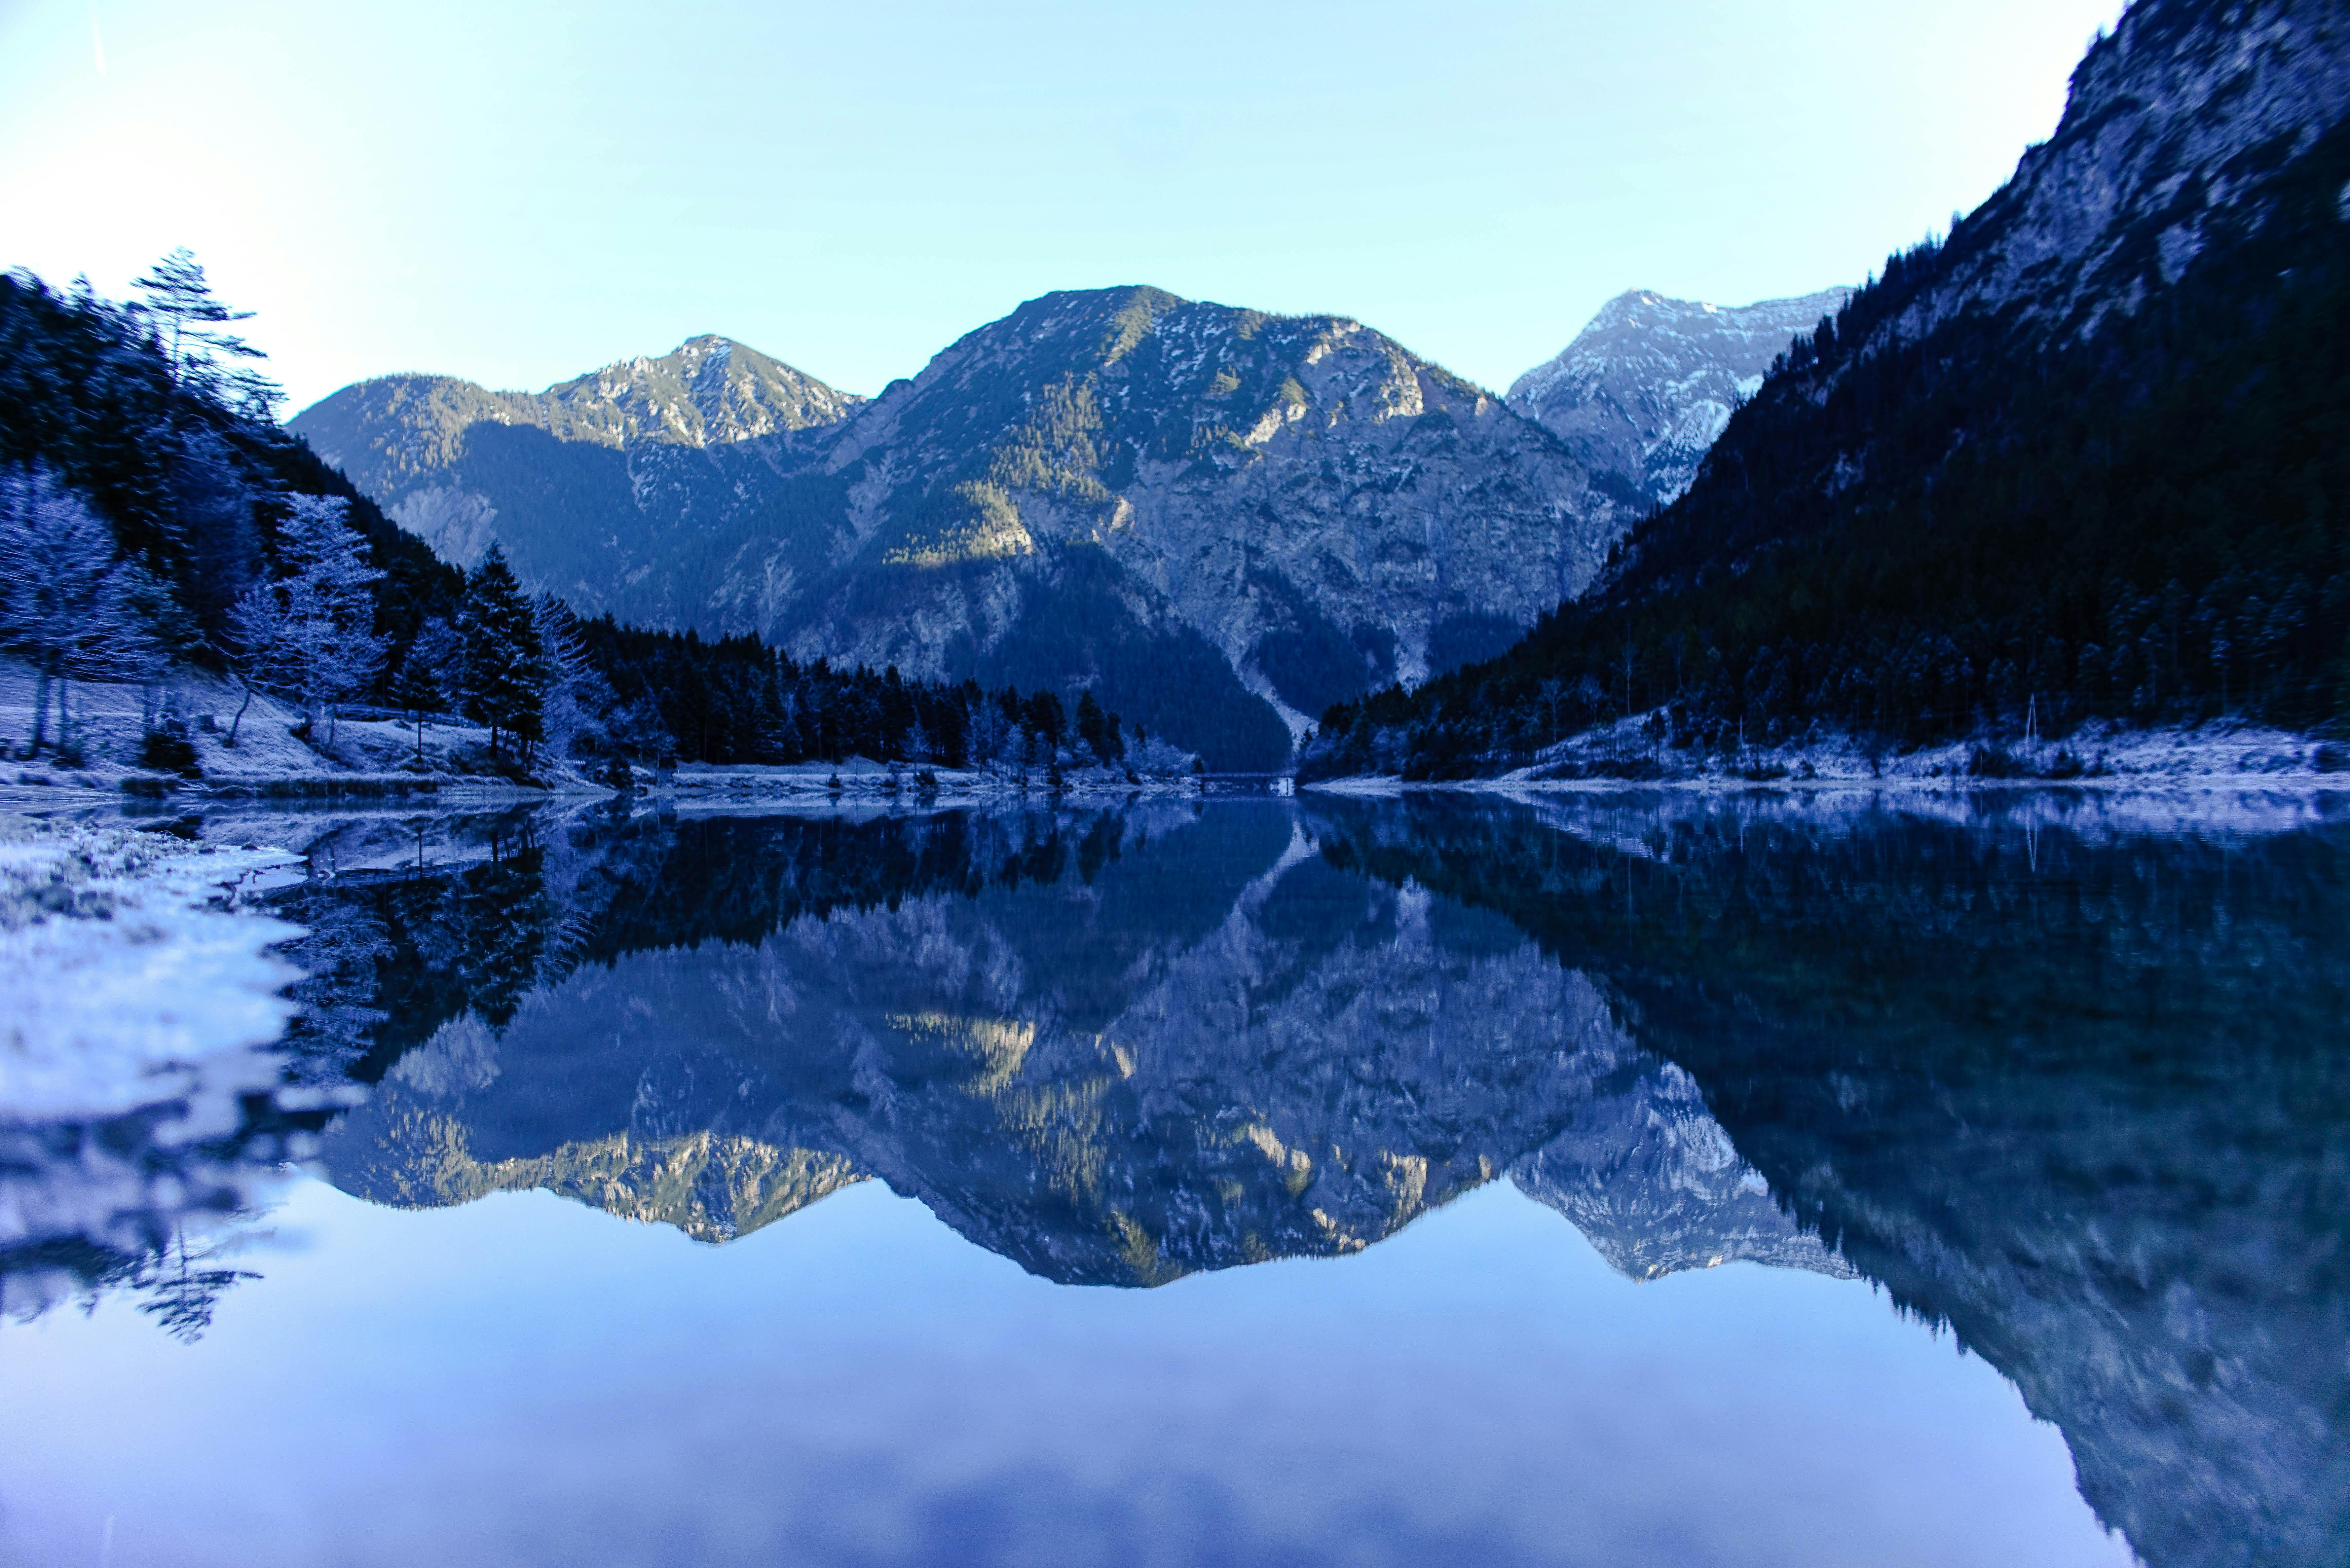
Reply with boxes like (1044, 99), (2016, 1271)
(3, 790), (2346, 1568)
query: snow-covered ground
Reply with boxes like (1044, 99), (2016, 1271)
(0, 818), (308, 1123)
(0, 657), (594, 795)
(0, 816), (325, 1320)
(1314, 715), (2350, 795)
(0, 659), (1199, 800)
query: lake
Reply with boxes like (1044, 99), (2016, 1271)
(4, 789), (2346, 1568)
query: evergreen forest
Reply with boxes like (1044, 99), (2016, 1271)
(1304, 107), (2350, 779)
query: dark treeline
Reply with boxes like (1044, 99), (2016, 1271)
(1, 264), (1140, 775)
(578, 618), (1135, 769)
(1306, 112), (2350, 780)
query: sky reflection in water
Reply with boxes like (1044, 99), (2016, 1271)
(6, 788), (2346, 1568)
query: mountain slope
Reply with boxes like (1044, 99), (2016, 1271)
(294, 334), (861, 483)
(751, 287), (1621, 759)
(0, 270), (461, 662)
(1307, 0), (2350, 779)
(288, 337), (860, 612)
(295, 290), (1624, 769)
(1506, 287), (1851, 507)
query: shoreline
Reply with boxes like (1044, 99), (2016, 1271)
(1303, 718), (2350, 797)
(1307, 771), (2350, 797)
(0, 818), (309, 1126)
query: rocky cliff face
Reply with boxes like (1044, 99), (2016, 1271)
(757, 288), (1620, 750)
(1505, 288), (1849, 507)
(1881, 0), (2350, 347)
(291, 290), (1623, 767)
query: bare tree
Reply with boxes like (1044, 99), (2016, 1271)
(0, 467), (165, 756)
(1538, 678), (1566, 745)
(224, 580), (289, 748)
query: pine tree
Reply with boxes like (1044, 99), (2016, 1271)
(753, 660), (797, 762)
(1025, 690), (1065, 760)
(392, 617), (463, 765)
(1074, 690), (1119, 763)
(130, 249), (282, 420)
(458, 547), (544, 759)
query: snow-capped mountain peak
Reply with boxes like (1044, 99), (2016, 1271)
(1507, 287), (1851, 507)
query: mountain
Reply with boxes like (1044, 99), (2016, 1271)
(758, 289), (1620, 752)
(289, 336), (861, 614)
(294, 289), (1626, 769)
(296, 334), (863, 484)
(1305, 0), (2350, 779)
(1506, 288), (1851, 508)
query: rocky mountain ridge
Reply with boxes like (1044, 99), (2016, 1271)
(1506, 288), (1850, 507)
(291, 336), (864, 604)
(297, 334), (861, 479)
(293, 288), (1627, 768)
(761, 288), (1624, 752)
(1878, 0), (2350, 348)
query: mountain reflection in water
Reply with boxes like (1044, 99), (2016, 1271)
(299, 803), (1844, 1290)
(4, 789), (2346, 1568)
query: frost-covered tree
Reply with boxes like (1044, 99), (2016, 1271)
(458, 548), (543, 759)
(531, 593), (600, 765)
(1125, 733), (1198, 780)
(964, 693), (1012, 766)
(224, 496), (388, 747)
(0, 466), (166, 755)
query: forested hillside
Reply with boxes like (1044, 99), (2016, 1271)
(1306, 0), (2350, 780)
(0, 265), (459, 662)
(0, 264), (1133, 777)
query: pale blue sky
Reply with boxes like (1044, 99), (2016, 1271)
(0, 0), (2126, 413)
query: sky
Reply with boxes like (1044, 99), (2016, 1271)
(0, 0), (2129, 413)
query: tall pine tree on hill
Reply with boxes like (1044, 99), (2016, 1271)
(459, 547), (544, 759)
(130, 248), (282, 421)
